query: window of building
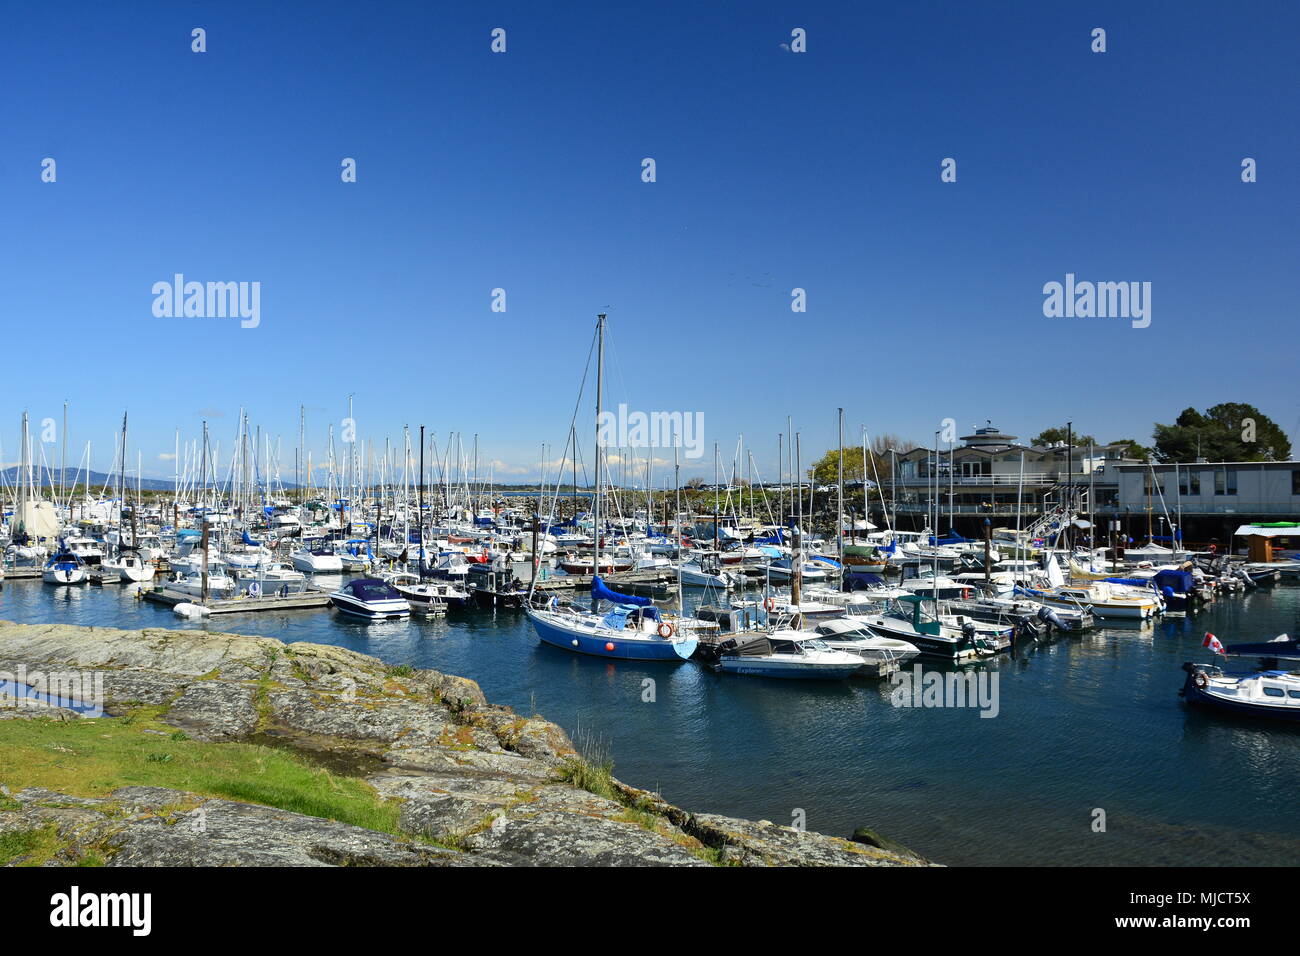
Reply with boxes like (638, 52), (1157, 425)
(1214, 468), (1237, 496)
(1179, 471), (1200, 496)
(1293, 470), (1300, 495)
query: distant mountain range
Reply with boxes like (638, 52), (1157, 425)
(2, 467), (187, 493)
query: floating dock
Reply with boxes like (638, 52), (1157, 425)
(141, 587), (332, 614)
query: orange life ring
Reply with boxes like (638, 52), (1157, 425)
(657, 621), (675, 638)
(764, 597), (776, 611)
(1194, 671), (1209, 690)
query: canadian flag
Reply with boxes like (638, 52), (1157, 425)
(1203, 633), (1226, 656)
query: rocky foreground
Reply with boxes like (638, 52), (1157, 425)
(0, 620), (930, 867)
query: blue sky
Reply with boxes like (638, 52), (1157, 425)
(3, 0), (1298, 482)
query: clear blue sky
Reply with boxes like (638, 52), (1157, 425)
(4, 0), (1298, 482)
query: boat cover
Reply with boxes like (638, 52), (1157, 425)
(591, 575), (652, 607)
(1152, 569), (1194, 594)
(723, 635), (773, 657)
(1224, 636), (1300, 660)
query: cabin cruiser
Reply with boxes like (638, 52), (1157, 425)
(383, 571), (471, 609)
(232, 562), (307, 595)
(700, 631), (865, 680)
(1181, 663), (1300, 721)
(946, 594), (1095, 634)
(850, 594), (1010, 661)
(338, 539), (375, 572)
(1016, 581), (1160, 620)
(43, 550), (88, 585)
(167, 568), (239, 600)
(761, 598), (845, 624)
(765, 557), (831, 583)
(329, 577), (410, 620)
(101, 548), (155, 583)
(290, 540), (344, 573)
(678, 555), (740, 589)
(64, 535), (105, 569)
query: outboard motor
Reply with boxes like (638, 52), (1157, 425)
(1035, 604), (1066, 632)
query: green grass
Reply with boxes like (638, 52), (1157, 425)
(0, 824), (63, 866)
(0, 706), (405, 839)
(554, 756), (617, 801)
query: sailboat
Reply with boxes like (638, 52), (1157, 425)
(101, 412), (155, 583)
(523, 314), (697, 662)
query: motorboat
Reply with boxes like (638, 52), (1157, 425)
(703, 632), (865, 680)
(328, 577), (411, 620)
(383, 571), (471, 609)
(812, 618), (921, 673)
(338, 539), (375, 572)
(1181, 663), (1300, 722)
(1016, 581), (1160, 620)
(850, 594), (1009, 661)
(678, 557), (740, 589)
(290, 541), (344, 573)
(101, 548), (155, 583)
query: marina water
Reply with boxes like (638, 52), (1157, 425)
(4, 579), (1297, 865)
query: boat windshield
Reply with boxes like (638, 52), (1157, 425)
(350, 582), (399, 601)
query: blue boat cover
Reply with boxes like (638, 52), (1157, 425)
(591, 575), (653, 607)
(1152, 569), (1194, 593)
(242, 530), (262, 546)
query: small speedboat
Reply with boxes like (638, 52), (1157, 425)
(707, 632), (864, 680)
(813, 618), (921, 668)
(329, 577), (410, 620)
(1181, 662), (1300, 722)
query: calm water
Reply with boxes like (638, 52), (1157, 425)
(3, 576), (1298, 866)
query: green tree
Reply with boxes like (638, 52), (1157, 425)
(1031, 427), (1096, 447)
(1108, 438), (1152, 462)
(1152, 403), (1291, 462)
(809, 447), (867, 486)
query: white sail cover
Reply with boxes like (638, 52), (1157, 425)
(16, 500), (61, 539)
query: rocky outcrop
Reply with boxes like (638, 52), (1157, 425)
(0, 620), (932, 867)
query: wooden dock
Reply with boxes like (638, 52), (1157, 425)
(1, 566), (45, 580)
(141, 587), (332, 614)
(531, 568), (679, 600)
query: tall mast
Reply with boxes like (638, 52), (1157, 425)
(592, 313), (605, 603)
(837, 408), (844, 567)
(60, 401), (67, 508)
(418, 425), (425, 574)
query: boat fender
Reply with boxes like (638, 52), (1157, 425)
(657, 622), (675, 638)
(248, 580), (261, 598)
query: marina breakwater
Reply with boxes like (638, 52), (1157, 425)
(0, 620), (929, 867)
